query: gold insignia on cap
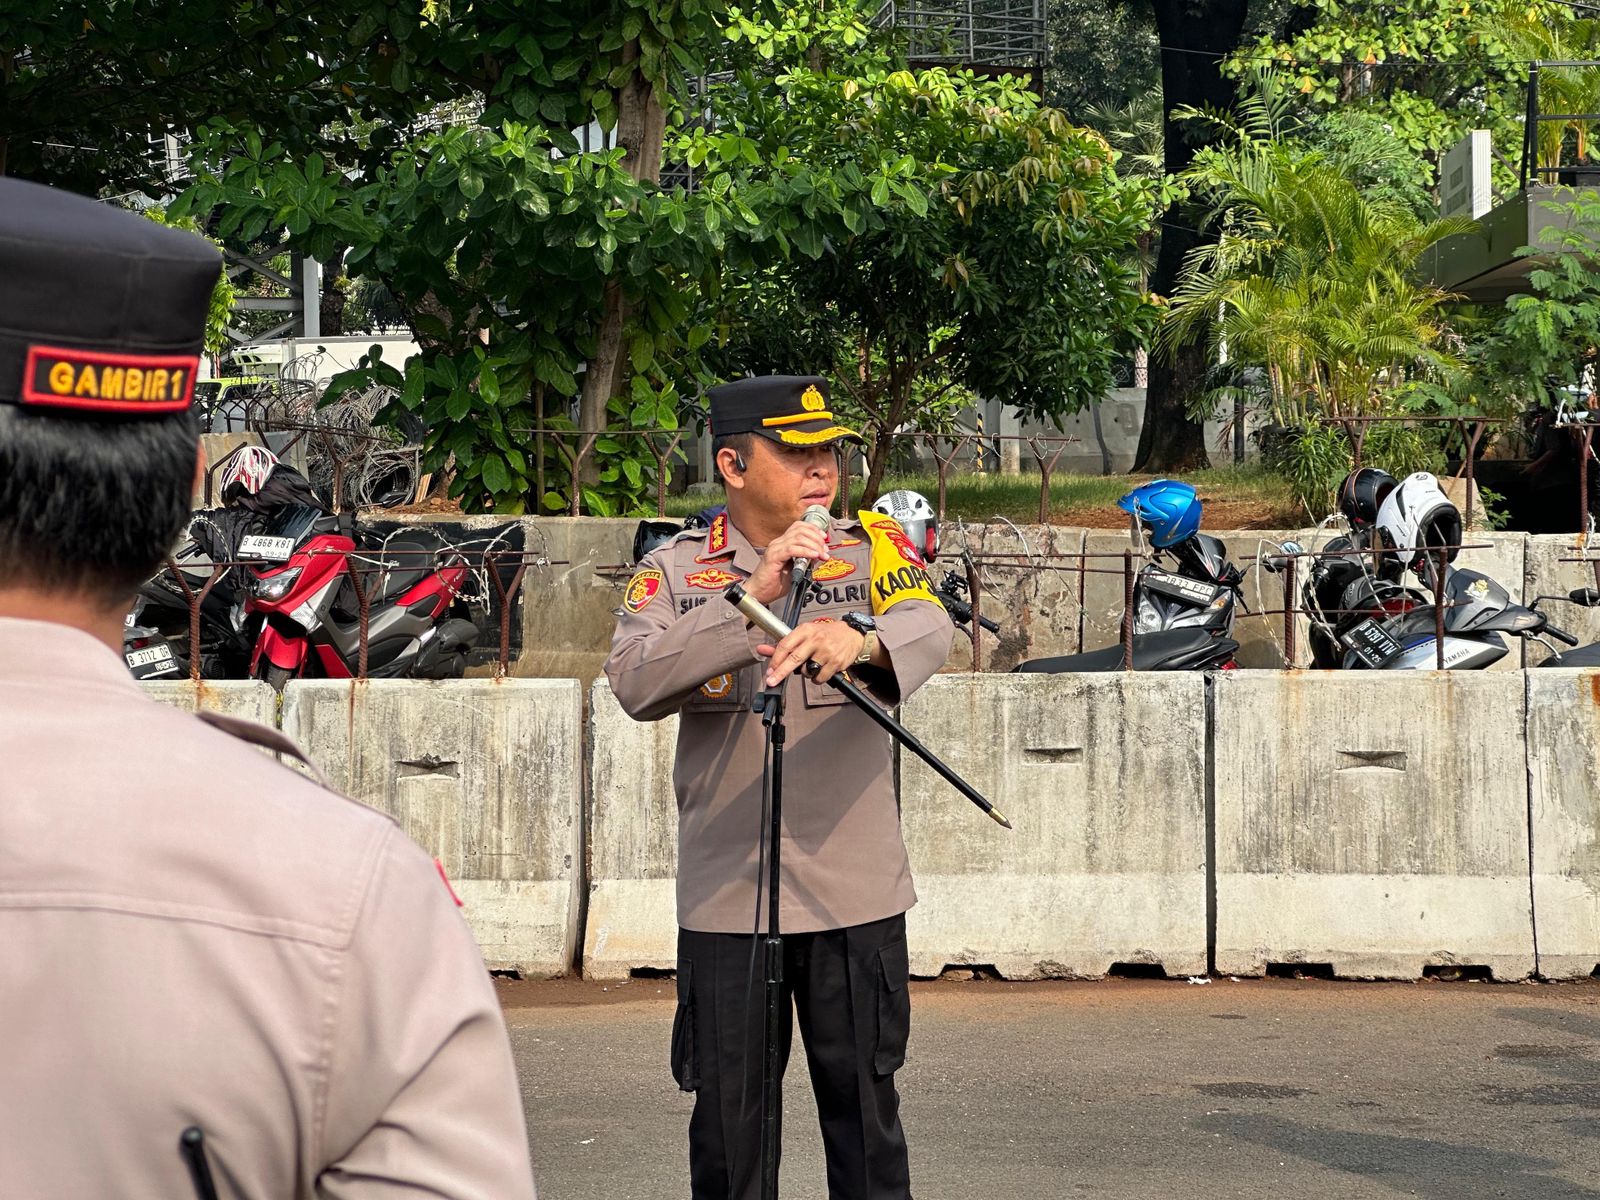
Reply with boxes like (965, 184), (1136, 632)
(801, 384), (825, 412)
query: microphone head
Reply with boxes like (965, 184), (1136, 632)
(801, 503), (832, 531)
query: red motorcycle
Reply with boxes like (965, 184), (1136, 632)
(241, 503), (478, 688)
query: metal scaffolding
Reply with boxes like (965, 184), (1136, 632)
(874, 0), (1047, 76)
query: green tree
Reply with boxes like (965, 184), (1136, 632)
(0, 0), (404, 193)
(1160, 77), (1473, 511)
(1229, 0), (1569, 189)
(177, 1), (737, 515)
(691, 2), (1159, 502)
(1133, 0), (1253, 473)
(1476, 196), (1600, 414)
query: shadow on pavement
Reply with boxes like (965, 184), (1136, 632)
(1197, 1113), (1599, 1198)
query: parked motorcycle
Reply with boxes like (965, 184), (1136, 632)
(1014, 479), (1244, 673)
(242, 502), (479, 689)
(1277, 471), (1582, 669)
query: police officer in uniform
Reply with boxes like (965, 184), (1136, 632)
(606, 375), (953, 1200)
(0, 179), (537, 1198)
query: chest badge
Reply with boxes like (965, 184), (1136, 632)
(684, 566), (742, 590)
(812, 559), (857, 582)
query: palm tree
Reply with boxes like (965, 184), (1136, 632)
(1158, 76), (1474, 432)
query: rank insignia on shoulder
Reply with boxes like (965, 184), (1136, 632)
(684, 566), (741, 590)
(624, 568), (664, 613)
(812, 559), (857, 582)
(695, 512), (731, 561)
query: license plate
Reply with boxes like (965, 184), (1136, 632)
(125, 642), (178, 674)
(1341, 617), (1404, 668)
(238, 534), (296, 562)
(1142, 568), (1222, 607)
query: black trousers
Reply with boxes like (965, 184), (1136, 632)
(672, 914), (913, 1200)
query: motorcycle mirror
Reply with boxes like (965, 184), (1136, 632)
(1568, 587), (1600, 607)
(1280, 541), (1305, 556)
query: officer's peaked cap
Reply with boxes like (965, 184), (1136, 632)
(708, 375), (865, 448)
(0, 178), (220, 418)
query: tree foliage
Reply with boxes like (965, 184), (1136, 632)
(174, 1), (734, 515)
(693, 1), (1159, 501)
(1159, 76), (1473, 510)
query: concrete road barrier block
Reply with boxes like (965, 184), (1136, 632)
(1527, 669), (1600, 979)
(899, 673), (1208, 979)
(938, 523), (1086, 672)
(281, 678), (583, 977)
(143, 679), (278, 726)
(584, 679), (680, 980)
(1214, 671), (1533, 980)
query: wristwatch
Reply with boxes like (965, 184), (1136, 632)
(842, 611), (877, 665)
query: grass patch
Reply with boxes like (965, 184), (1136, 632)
(666, 464), (1300, 528)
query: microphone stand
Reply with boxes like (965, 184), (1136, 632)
(749, 558), (814, 1200)
(726, 580), (1010, 1200)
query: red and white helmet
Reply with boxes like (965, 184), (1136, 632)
(218, 444), (279, 499)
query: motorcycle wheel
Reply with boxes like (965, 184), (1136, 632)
(263, 664), (295, 693)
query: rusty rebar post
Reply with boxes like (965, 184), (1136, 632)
(347, 563), (372, 680)
(932, 437), (961, 522)
(1582, 426), (1595, 538)
(165, 559), (228, 683)
(650, 432), (684, 518)
(963, 551), (983, 673)
(1281, 555), (1297, 667)
(1026, 436), (1072, 525)
(1121, 550), (1136, 671)
(570, 432), (599, 517)
(1464, 419), (1486, 530)
(487, 550), (532, 678)
(1433, 547), (1448, 671)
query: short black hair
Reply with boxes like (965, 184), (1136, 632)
(712, 432), (756, 487)
(0, 406), (198, 603)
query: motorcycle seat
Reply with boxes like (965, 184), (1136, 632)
(1539, 641), (1600, 667)
(1012, 628), (1237, 673)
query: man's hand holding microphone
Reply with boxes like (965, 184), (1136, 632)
(745, 505), (872, 688)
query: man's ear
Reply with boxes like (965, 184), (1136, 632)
(716, 446), (746, 490)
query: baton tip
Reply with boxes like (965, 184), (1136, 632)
(990, 809), (1013, 830)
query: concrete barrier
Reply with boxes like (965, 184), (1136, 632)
(584, 680), (681, 979)
(1527, 668), (1600, 979)
(143, 679), (278, 725)
(281, 678), (584, 977)
(899, 673), (1208, 979)
(1213, 671), (1533, 980)
(941, 522), (1086, 671)
(1522, 536), (1600, 666)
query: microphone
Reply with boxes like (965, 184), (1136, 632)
(790, 503), (833, 575)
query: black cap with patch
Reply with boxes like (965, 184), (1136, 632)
(708, 374), (865, 448)
(0, 178), (219, 418)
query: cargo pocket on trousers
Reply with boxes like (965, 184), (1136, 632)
(873, 936), (911, 1077)
(670, 959), (700, 1092)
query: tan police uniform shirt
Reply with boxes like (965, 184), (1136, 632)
(0, 617), (537, 1200)
(605, 512), (954, 934)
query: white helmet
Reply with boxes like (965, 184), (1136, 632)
(218, 444), (280, 500)
(1376, 472), (1462, 577)
(870, 489), (939, 562)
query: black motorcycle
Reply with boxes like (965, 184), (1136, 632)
(1012, 532), (1245, 673)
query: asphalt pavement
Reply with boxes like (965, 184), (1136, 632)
(502, 974), (1600, 1200)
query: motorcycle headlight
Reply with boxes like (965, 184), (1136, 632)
(253, 567), (302, 601)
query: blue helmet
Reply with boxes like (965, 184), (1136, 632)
(1117, 479), (1202, 548)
